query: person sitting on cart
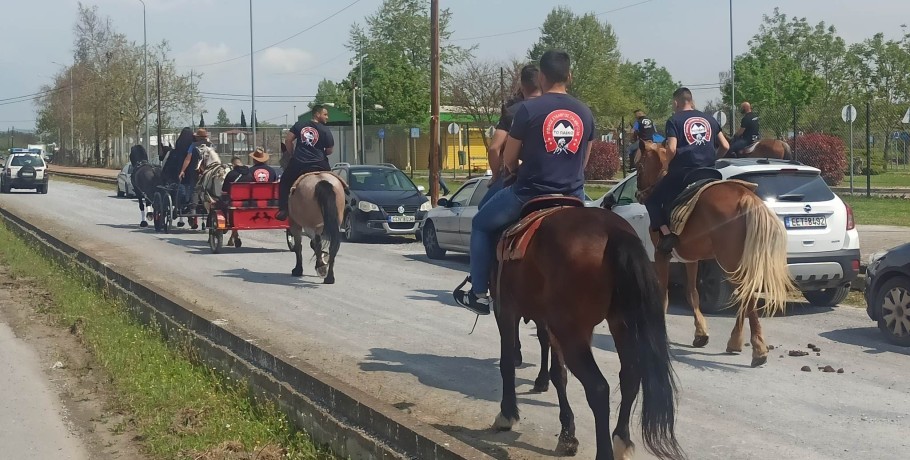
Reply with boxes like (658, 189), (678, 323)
(248, 147), (277, 183)
(276, 104), (334, 221)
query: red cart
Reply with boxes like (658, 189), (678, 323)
(207, 182), (291, 253)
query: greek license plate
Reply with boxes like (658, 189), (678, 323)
(785, 215), (826, 229)
(21, 172), (34, 177)
(388, 215), (415, 223)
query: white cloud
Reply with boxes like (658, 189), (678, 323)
(258, 47), (313, 74)
(176, 42), (233, 69)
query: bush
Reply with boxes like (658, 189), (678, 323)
(584, 140), (620, 180)
(790, 133), (847, 185)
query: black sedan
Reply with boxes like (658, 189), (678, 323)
(331, 163), (431, 241)
(865, 242), (910, 346)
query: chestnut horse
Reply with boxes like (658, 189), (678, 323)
(287, 172), (346, 283)
(727, 138), (791, 160)
(636, 142), (794, 367)
(493, 207), (682, 460)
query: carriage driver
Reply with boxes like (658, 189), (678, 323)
(644, 87), (729, 254)
(276, 105), (334, 221)
(453, 49), (596, 315)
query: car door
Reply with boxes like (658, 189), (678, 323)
(435, 180), (478, 248)
(457, 177), (491, 248)
(606, 174), (656, 259)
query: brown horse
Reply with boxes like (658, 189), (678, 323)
(636, 142), (795, 367)
(492, 206), (683, 460)
(727, 138), (792, 160)
(287, 172), (346, 283)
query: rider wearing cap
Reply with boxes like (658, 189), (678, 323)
(628, 110), (665, 169)
(277, 104), (334, 221)
(645, 87), (729, 254)
(453, 49), (595, 315)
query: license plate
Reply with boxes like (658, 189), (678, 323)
(21, 172), (34, 177)
(785, 215), (826, 229)
(388, 215), (415, 223)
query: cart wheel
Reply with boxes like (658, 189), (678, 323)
(208, 227), (223, 253)
(162, 192), (174, 233)
(152, 193), (164, 232)
(285, 229), (296, 251)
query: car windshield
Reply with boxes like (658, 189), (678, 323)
(736, 172), (835, 203)
(349, 169), (417, 192)
(10, 154), (44, 167)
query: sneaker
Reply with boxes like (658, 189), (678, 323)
(276, 209), (288, 221)
(657, 233), (679, 254)
(453, 289), (491, 315)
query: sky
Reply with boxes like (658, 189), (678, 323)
(4, 0), (910, 132)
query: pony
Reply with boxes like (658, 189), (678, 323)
(492, 205), (683, 459)
(726, 138), (792, 160)
(129, 145), (162, 229)
(195, 145), (235, 241)
(636, 141), (795, 367)
(287, 172), (346, 284)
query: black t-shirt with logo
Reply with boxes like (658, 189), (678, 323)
(665, 110), (721, 169)
(509, 93), (595, 198)
(636, 116), (656, 141)
(741, 111), (760, 143)
(289, 120), (334, 168)
(249, 164), (277, 182)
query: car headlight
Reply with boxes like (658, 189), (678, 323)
(419, 200), (432, 212)
(357, 201), (379, 212)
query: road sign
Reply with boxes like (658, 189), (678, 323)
(902, 107), (910, 124)
(447, 123), (460, 135)
(712, 111), (728, 128)
(235, 132), (246, 142)
(841, 104), (857, 123)
(218, 132), (228, 144)
(377, 128), (385, 139)
(410, 127), (420, 138)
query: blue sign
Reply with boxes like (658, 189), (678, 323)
(410, 127), (420, 139)
(377, 128), (385, 139)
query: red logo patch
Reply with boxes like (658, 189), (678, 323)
(301, 126), (319, 147)
(253, 169), (271, 182)
(683, 117), (712, 145)
(543, 109), (584, 154)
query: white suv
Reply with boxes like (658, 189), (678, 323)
(1, 149), (49, 194)
(597, 158), (861, 311)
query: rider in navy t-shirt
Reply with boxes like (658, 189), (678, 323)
(645, 87), (729, 253)
(454, 50), (595, 316)
(277, 105), (334, 220)
(728, 101), (760, 157)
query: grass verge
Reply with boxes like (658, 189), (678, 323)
(841, 195), (910, 227)
(0, 221), (333, 460)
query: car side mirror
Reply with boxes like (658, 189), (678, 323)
(437, 197), (449, 207)
(602, 194), (617, 210)
(417, 185), (426, 192)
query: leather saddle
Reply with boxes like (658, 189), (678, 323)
(496, 195), (584, 262)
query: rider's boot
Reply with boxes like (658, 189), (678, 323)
(656, 225), (679, 254)
(453, 276), (491, 315)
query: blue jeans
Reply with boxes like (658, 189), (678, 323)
(645, 168), (690, 230)
(729, 137), (751, 157)
(477, 176), (504, 210)
(469, 185), (526, 294)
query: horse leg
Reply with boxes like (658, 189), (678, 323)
(726, 311), (746, 354)
(561, 332), (611, 459)
(548, 333), (578, 455)
(532, 321), (550, 393)
(138, 197), (149, 227)
(324, 230), (340, 285)
(608, 318), (638, 460)
(291, 227), (304, 277)
(747, 304), (768, 367)
(311, 235), (328, 278)
(513, 325), (523, 367)
(492, 308), (520, 431)
(654, 248), (672, 314)
(686, 262), (710, 347)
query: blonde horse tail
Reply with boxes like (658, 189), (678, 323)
(727, 193), (794, 318)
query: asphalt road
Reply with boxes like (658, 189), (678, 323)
(1, 181), (909, 459)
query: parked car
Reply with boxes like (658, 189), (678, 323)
(117, 163), (136, 197)
(331, 163), (431, 241)
(420, 175), (595, 259)
(865, 243), (910, 346)
(596, 158), (861, 311)
(1, 149), (49, 194)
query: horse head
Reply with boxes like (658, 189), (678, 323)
(634, 141), (673, 203)
(198, 144), (222, 172)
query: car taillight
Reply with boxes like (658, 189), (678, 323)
(845, 203), (855, 230)
(851, 259), (860, 272)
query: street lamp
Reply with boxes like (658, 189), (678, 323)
(136, 0), (149, 156)
(249, 0), (257, 148)
(51, 61), (74, 159)
(729, 0), (735, 136)
(358, 42), (366, 165)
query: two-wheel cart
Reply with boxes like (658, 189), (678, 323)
(207, 182), (291, 253)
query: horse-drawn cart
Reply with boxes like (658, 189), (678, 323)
(152, 183), (207, 233)
(207, 182), (291, 253)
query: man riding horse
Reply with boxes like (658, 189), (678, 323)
(454, 50), (595, 315)
(645, 87), (730, 254)
(628, 109), (664, 170)
(277, 104), (334, 221)
(727, 101), (760, 158)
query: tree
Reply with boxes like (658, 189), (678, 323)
(216, 108), (231, 126)
(198, 113), (205, 128)
(311, 78), (350, 113)
(619, 59), (678, 122)
(240, 110), (247, 128)
(528, 7), (636, 126)
(443, 57), (510, 148)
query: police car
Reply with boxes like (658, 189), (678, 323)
(1, 148), (49, 194)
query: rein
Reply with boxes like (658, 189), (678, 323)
(636, 167), (668, 202)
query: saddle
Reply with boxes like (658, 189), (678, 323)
(729, 140), (760, 158)
(668, 173), (758, 236)
(496, 195), (584, 262)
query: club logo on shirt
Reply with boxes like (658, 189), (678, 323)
(543, 109), (584, 154)
(253, 169), (270, 182)
(301, 126), (319, 147)
(683, 117), (712, 145)
(642, 118), (653, 128)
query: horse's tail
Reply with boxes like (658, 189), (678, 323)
(606, 228), (683, 460)
(728, 192), (794, 318)
(781, 140), (793, 160)
(314, 179), (341, 253)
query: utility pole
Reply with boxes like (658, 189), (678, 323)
(429, 0), (441, 205)
(69, 66), (74, 158)
(728, 0), (735, 137)
(137, 0), (149, 159)
(249, 0), (257, 148)
(352, 85), (358, 164)
(189, 70), (195, 129)
(156, 63), (162, 157)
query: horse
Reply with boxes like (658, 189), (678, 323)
(129, 145), (162, 229)
(635, 141), (795, 367)
(287, 172), (346, 284)
(726, 138), (791, 160)
(194, 145), (235, 241)
(492, 205), (683, 460)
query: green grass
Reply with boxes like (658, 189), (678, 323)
(841, 195), (910, 227)
(0, 222), (333, 460)
(868, 169), (910, 188)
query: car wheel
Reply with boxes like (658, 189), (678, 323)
(36, 184), (47, 194)
(422, 221), (447, 260)
(802, 286), (850, 307)
(342, 212), (360, 242)
(117, 185), (125, 197)
(0, 180), (9, 194)
(697, 260), (734, 314)
(876, 276), (910, 347)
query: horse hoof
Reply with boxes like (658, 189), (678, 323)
(513, 351), (523, 367)
(751, 356), (768, 368)
(139, 221), (148, 228)
(693, 335), (710, 348)
(234, 238), (242, 248)
(323, 276), (335, 285)
(492, 412), (518, 431)
(531, 377), (550, 393)
(291, 268), (303, 277)
(556, 432), (579, 456)
(177, 222), (185, 228)
(316, 265), (328, 278)
(612, 435), (636, 460)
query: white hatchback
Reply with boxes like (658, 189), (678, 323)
(596, 158), (861, 311)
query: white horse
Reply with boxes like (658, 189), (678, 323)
(194, 145), (239, 242)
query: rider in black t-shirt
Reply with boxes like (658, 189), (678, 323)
(277, 104), (335, 221)
(728, 102), (760, 157)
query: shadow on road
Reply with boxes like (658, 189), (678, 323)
(819, 326), (910, 356)
(402, 253), (470, 271)
(215, 267), (320, 288)
(432, 422), (562, 460)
